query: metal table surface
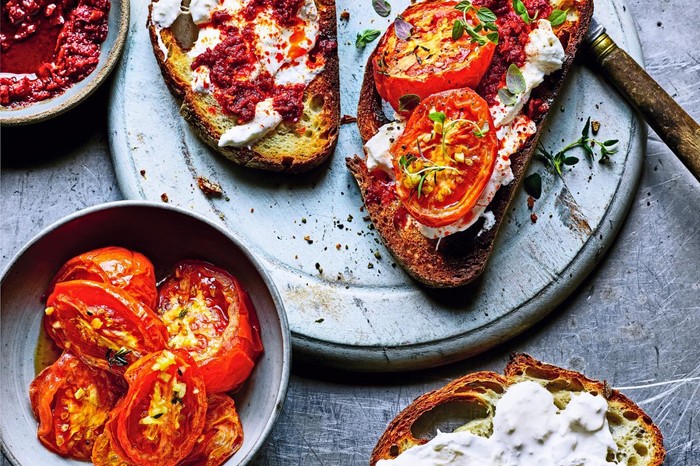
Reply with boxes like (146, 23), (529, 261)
(2, 0), (698, 464)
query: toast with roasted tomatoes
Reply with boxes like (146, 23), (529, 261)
(348, 0), (593, 287)
(148, 0), (340, 173)
(371, 354), (665, 465)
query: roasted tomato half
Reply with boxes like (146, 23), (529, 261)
(374, 1), (496, 115)
(105, 350), (208, 466)
(391, 88), (498, 228)
(45, 280), (168, 373)
(179, 394), (244, 466)
(29, 352), (123, 460)
(48, 247), (158, 309)
(157, 260), (264, 393)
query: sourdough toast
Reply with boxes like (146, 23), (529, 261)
(349, 0), (593, 287)
(148, 0), (340, 173)
(371, 354), (665, 465)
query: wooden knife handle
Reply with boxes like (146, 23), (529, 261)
(589, 32), (700, 181)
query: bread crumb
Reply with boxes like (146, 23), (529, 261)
(140, 169), (146, 178)
(527, 196), (535, 210)
(304, 235), (313, 244)
(530, 213), (538, 223)
(197, 176), (223, 197)
(341, 115), (357, 125)
(591, 120), (601, 135)
(340, 10), (349, 20)
(161, 193), (169, 203)
(335, 243), (341, 250)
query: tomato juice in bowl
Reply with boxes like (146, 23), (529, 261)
(0, 201), (290, 465)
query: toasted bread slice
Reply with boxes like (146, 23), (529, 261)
(148, 0), (340, 173)
(371, 354), (665, 465)
(348, 0), (593, 287)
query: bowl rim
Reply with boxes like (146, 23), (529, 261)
(0, 0), (130, 126)
(0, 200), (291, 466)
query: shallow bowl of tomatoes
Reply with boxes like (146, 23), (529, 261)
(0, 200), (291, 465)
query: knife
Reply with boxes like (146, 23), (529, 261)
(585, 17), (700, 181)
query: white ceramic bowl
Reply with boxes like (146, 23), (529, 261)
(0, 201), (290, 465)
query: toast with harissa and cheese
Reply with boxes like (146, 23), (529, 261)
(371, 354), (665, 465)
(348, 0), (592, 286)
(148, 0), (339, 173)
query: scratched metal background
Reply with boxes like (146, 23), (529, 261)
(108, 0), (647, 371)
(1, 0), (699, 464)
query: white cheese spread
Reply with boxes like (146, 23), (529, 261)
(490, 19), (565, 128)
(151, 0), (185, 29)
(377, 381), (617, 466)
(189, 0), (219, 24)
(219, 98), (283, 147)
(365, 121), (406, 174)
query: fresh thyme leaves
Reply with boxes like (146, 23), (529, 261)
(106, 348), (131, 367)
(398, 94), (421, 112)
(498, 88), (517, 106)
(498, 64), (526, 106)
(548, 9), (568, 27)
(429, 111), (447, 125)
(178, 309), (188, 319)
(512, 0), (537, 24)
(372, 0), (391, 17)
(523, 173), (542, 199)
(394, 16), (413, 41)
(472, 121), (489, 138)
(505, 64), (526, 94)
(356, 29), (381, 48)
(413, 45), (430, 65)
(537, 117), (619, 175)
(452, 1), (499, 45)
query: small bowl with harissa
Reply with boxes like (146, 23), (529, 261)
(0, 201), (291, 466)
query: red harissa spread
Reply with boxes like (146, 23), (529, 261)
(0, 0), (110, 107)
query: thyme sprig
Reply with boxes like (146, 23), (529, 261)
(537, 117), (619, 176)
(399, 153), (459, 198)
(106, 347), (131, 367)
(453, 1), (499, 45)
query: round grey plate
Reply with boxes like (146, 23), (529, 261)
(0, 0), (129, 125)
(109, 0), (644, 371)
(0, 201), (290, 466)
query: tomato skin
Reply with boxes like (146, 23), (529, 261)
(373, 1), (496, 116)
(106, 349), (208, 466)
(44, 280), (169, 373)
(391, 88), (498, 228)
(29, 352), (123, 460)
(178, 394), (244, 466)
(157, 260), (264, 393)
(48, 247), (158, 310)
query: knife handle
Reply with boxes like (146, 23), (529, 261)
(588, 32), (700, 181)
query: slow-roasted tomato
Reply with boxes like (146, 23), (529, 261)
(29, 352), (123, 460)
(391, 88), (498, 228)
(105, 350), (208, 466)
(92, 431), (133, 466)
(373, 1), (496, 115)
(179, 394), (244, 466)
(48, 247), (158, 310)
(44, 280), (168, 373)
(157, 260), (264, 393)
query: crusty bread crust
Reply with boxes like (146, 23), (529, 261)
(148, 0), (340, 173)
(349, 0), (593, 287)
(371, 353), (666, 466)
